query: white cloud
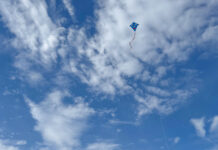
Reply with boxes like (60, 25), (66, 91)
(135, 87), (195, 116)
(0, 0), (61, 65)
(15, 140), (27, 146)
(209, 116), (218, 141)
(86, 142), (119, 150)
(190, 115), (218, 149)
(90, 0), (216, 64)
(210, 116), (218, 133)
(0, 139), (19, 150)
(0, 0), (217, 118)
(61, 0), (215, 115)
(173, 137), (180, 144)
(190, 117), (206, 138)
(0, 0), (66, 87)
(27, 71), (44, 84)
(146, 86), (170, 97)
(62, 0), (75, 19)
(135, 95), (172, 116)
(26, 90), (95, 150)
(202, 25), (218, 42)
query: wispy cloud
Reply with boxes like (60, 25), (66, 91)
(86, 142), (119, 150)
(26, 90), (95, 150)
(0, 139), (20, 150)
(173, 137), (180, 144)
(15, 140), (27, 146)
(0, 0), (217, 123)
(0, 0), (68, 87)
(0, 0), (61, 64)
(191, 116), (218, 150)
(62, 0), (214, 115)
(0, 0), (218, 150)
(210, 116), (218, 134)
(190, 117), (206, 138)
(135, 95), (173, 116)
(62, 0), (75, 19)
(135, 88), (196, 116)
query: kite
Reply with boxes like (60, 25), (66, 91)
(129, 22), (139, 48)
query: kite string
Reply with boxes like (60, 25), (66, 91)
(129, 31), (136, 48)
(159, 115), (170, 150)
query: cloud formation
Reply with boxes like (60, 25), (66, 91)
(0, 0), (217, 118)
(0, 0), (61, 65)
(210, 116), (218, 134)
(86, 142), (119, 150)
(190, 117), (206, 138)
(26, 90), (95, 150)
(0, 139), (19, 150)
(0, 0), (218, 150)
(62, 0), (75, 19)
(173, 137), (180, 144)
(191, 116), (218, 150)
(63, 0), (216, 115)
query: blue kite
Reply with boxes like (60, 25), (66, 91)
(129, 22), (139, 48)
(130, 22), (139, 31)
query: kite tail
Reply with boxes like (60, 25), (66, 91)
(129, 31), (136, 49)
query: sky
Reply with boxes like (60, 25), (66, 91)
(0, 0), (218, 150)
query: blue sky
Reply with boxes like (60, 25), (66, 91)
(0, 0), (218, 150)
